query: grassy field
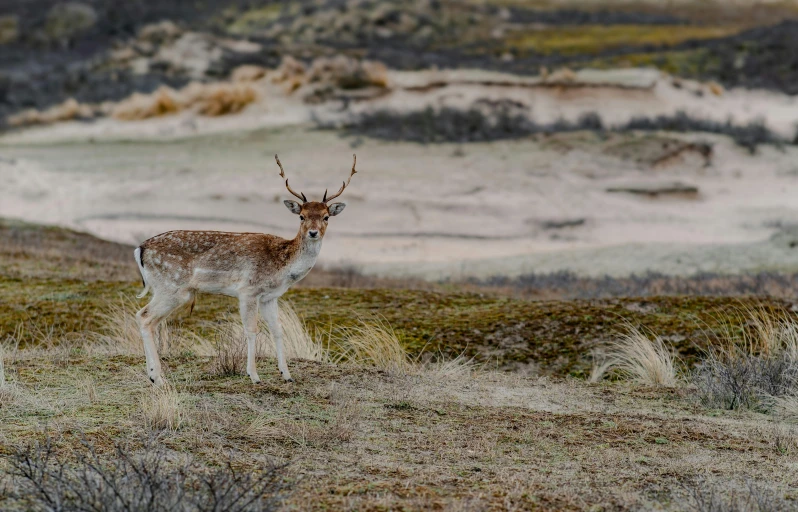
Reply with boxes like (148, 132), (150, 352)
(2, 220), (798, 510)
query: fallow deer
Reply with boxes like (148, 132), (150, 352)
(133, 155), (358, 385)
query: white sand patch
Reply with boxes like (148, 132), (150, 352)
(2, 68), (798, 280)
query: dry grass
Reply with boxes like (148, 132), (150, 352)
(112, 86), (182, 120)
(140, 381), (185, 431)
(271, 54), (389, 95)
(694, 306), (798, 410)
(7, 98), (95, 127)
(589, 349), (615, 384)
(603, 325), (678, 387)
(0, 349), (792, 511)
(91, 297), (214, 357)
(329, 316), (410, 373)
(111, 82), (258, 121)
(231, 64), (267, 82)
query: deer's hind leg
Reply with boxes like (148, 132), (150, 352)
(136, 289), (194, 386)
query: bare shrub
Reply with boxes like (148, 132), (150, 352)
(693, 309), (798, 411)
(210, 323), (247, 377)
(3, 435), (288, 512)
(141, 381), (185, 431)
(604, 326), (678, 387)
(681, 478), (791, 512)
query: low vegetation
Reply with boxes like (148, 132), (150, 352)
(2, 221), (798, 509)
(3, 436), (288, 512)
(338, 104), (790, 153)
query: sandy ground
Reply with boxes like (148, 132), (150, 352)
(2, 68), (798, 280)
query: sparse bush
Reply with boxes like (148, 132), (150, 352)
(603, 326), (678, 387)
(622, 111), (781, 154)
(3, 435), (288, 512)
(681, 478), (792, 512)
(693, 309), (798, 411)
(211, 324), (247, 377)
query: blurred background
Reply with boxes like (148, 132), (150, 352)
(3, 0), (798, 299)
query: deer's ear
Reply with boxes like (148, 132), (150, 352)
(284, 200), (302, 215)
(328, 202), (346, 217)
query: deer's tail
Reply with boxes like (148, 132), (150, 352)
(134, 246), (150, 298)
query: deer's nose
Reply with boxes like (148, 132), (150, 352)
(308, 230), (319, 238)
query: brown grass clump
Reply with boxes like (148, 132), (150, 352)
(111, 82), (258, 120)
(190, 83), (258, 116)
(112, 86), (181, 120)
(7, 98), (95, 127)
(231, 64), (267, 82)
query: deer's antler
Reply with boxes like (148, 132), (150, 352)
(323, 154), (358, 203)
(274, 155), (307, 203)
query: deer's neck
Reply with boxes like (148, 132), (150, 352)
(290, 233), (322, 267)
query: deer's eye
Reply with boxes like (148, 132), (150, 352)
(324, 216), (329, 222)
(299, 215), (305, 221)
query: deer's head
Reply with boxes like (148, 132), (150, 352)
(275, 154), (356, 241)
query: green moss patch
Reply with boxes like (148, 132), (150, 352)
(2, 276), (792, 377)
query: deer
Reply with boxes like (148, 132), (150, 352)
(133, 154), (358, 386)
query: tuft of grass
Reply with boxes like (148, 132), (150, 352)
(92, 297), (215, 357)
(420, 351), (478, 381)
(589, 349), (615, 384)
(260, 301), (326, 361)
(140, 381), (185, 431)
(605, 325), (678, 387)
(330, 317), (410, 373)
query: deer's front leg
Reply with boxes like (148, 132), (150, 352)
(260, 298), (293, 382)
(239, 296), (261, 384)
